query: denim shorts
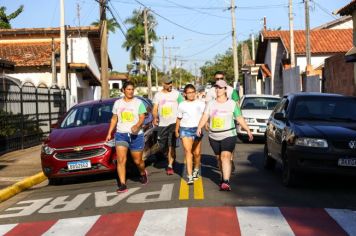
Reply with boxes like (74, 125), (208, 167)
(115, 132), (144, 151)
(179, 127), (202, 141)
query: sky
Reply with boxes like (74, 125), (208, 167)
(1, 0), (352, 75)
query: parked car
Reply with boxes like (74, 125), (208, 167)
(41, 96), (159, 184)
(264, 93), (356, 187)
(237, 94), (280, 141)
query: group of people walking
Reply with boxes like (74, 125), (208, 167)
(106, 71), (253, 193)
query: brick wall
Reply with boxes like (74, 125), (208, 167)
(323, 54), (356, 96)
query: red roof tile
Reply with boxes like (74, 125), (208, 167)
(0, 42), (59, 67)
(260, 64), (271, 77)
(262, 29), (353, 55)
(336, 0), (356, 16)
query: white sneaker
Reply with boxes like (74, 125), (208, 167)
(187, 176), (194, 185)
(192, 169), (199, 180)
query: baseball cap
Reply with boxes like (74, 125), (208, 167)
(215, 79), (227, 88)
(162, 76), (173, 84)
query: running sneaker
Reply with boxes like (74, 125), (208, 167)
(140, 170), (148, 185)
(220, 181), (231, 191)
(166, 167), (174, 175)
(116, 184), (128, 193)
(192, 169), (199, 180)
(187, 176), (194, 185)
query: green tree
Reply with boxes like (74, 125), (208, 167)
(0, 5), (24, 29)
(171, 67), (195, 88)
(122, 9), (158, 62)
(91, 18), (120, 33)
(200, 35), (259, 84)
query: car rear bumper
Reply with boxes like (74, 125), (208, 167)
(287, 147), (356, 176)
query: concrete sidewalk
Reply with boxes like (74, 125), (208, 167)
(0, 145), (46, 202)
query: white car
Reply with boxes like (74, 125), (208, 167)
(237, 95), (280, 140)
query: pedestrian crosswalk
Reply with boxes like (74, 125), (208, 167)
(1, 206), (356, 235)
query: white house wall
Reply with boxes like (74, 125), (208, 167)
(265, 41), (284, 96)
(9, 72), (60, 87)
(329, 21), (353, 29)
(296, 55), (331, 73)
(67, 37), (100, 78)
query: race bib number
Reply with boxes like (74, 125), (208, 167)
(161, 106), (173, 118)
(121, 111), (134, 122)
(212, 117), (224, 129)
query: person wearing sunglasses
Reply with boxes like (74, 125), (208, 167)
(205, 71), (239, 103)
(197, 79), (253, 191)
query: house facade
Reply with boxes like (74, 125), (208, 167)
(255, 29), (353, 96)
(0, 26), (108, 109)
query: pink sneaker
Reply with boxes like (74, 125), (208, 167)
(166, 167), (174, 175)
(220, 182), (231, 191)
(140, 170), (148, 185)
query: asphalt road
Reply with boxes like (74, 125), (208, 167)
(1, 136), (356, 225)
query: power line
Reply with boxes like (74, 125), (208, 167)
(133, 0), (231, 36)
(310, 0), (338, 20)
(106, 3), (128, 39)
(163, 0), (230, 19)
(108, 0), (128, 30)
(185, 35), (230, 58)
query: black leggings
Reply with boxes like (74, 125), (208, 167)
(209, 136), (237, 155)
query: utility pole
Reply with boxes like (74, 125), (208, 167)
(76, 2), (81, 28)
(51, 38), (57, 86)
(289, 0), (295, 67)
(100, 0), (109, 99)
(159, 36), (173, 74)
(304, 0), (311, 68)
(155, 67), (158, 92)
(60, 0), (67, 89)
(230, 0), (239, 84)
(160, 36), (166, 74)
(251, 33), (255, 61)
(143, 8), (152, 99)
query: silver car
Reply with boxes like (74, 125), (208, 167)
(237, 95), (280, 141)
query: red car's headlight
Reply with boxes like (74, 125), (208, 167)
(42, 145), (55, 155)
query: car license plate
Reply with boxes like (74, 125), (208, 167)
(67, 160), (91, 170)
(338, 158), (356, 167)
(258, 126), (266, 133)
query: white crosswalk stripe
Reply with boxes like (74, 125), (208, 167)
(42, 215), (100, 236)
(236, 207), (295, 236)
(1, 207), (356, 235)
(325, 208), (356, 236)
(0, 223), (17, 235)
(135, 208), (188, 236)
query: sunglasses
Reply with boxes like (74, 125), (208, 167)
(214, 77), (224, 80)
(215, 86), (225, 89)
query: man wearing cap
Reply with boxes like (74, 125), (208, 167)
(205, 71), (240, 103)
(153, 76), (184, 175)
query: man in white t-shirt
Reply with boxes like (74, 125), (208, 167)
(152, 76), (184, 175)
(205, 71), (240, 103)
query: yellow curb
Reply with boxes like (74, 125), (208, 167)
(0, 172), (47, 203)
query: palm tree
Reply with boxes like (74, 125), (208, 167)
(91, 18), (120, 33)
(0, 5), (24, 29)
(122, 9), (157, 63)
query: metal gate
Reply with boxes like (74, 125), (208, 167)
(0, 76), (67, 154)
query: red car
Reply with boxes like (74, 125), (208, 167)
(41, 97), (159, 184)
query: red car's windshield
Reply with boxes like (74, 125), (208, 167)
(60, 103), (113, 128)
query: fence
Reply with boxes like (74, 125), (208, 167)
(0, 76), (67, 154)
